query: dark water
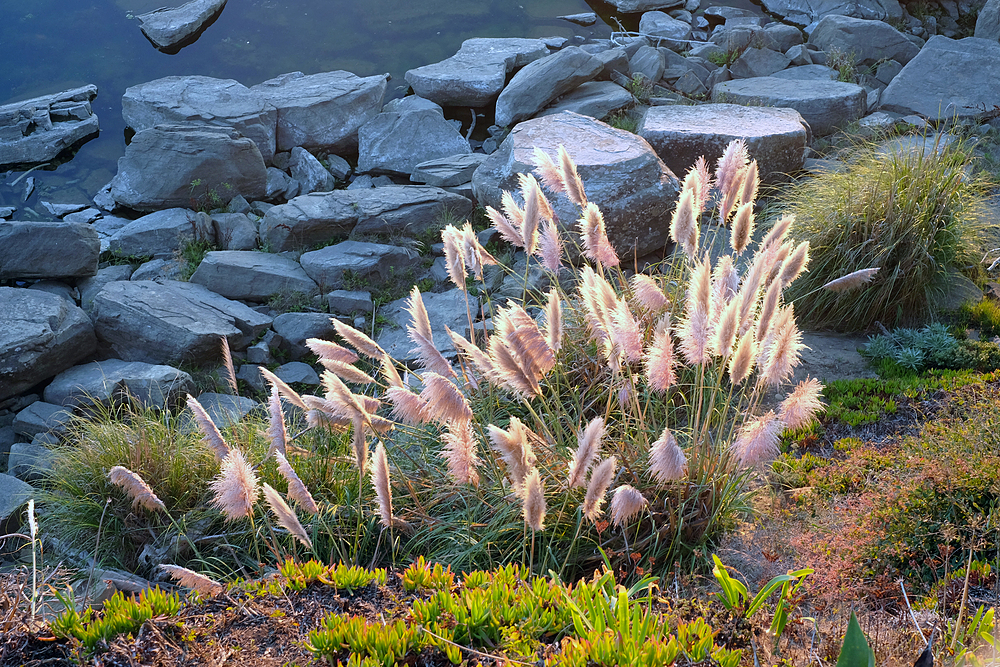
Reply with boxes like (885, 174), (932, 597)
(0, 0), (758, 208)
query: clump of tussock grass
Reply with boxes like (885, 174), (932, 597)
(783, 133), (990, 331)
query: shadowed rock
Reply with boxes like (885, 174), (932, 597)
(0, 85), (99, 169)
(137, 0), (227, 53)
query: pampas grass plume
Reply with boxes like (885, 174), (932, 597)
(262, 483), (312, 550)
(644, 324), (677, 393)
(488, 417), (536, 492)
(220, 336), (238, 395)
(442, 224), (467, 290)
(159, 564), (224, 596)
(730, 202), (755, 256)
(352, 416), (368, 475)
(670, 186), (699, 260)
(779, 241), (810, 286)
(486, 204), (522, 248)
(371, 442), (394, 528)
(441, 419), (480, 486)
(567, 417), (604, 488)
(306, 338), (360, 365)
(318, 358), (376, 385)
(258, 366), (307, 411)
(522, 468), (546, 532)
(331, 318), (385, 359)
(518, 172), (541, 256)
(544, 289), (562, 354)
(406, 286), (455, 378)
(778, 377), (825, 429)
(266, 387), (287, 458)
(729, 329), (757, 385)
(822, 267), (880, 292)
(610, 485), (648, 527)
(648, 428), (687, 484)
(419, 373), (473, 424)
(187, 394), (230, 460)
(582, 457), (616, 522)
(559, 145), (587, 208)
(533, 146), (565, 194)
(386, 386), (430, 425)
(211, 448), (259, 521)
(732, 411), (783, 467)
(108, 466), (166, 513)
(631, 274), (670, 313)
(275, 450), (319, 515)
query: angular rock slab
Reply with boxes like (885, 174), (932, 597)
(472, 111), (681, 258)
(137, 0), (227, 53)
(541, 81), (634, 121)
(977, 0), (1000, 41)
(0, 221), (99, 280)
(404, 38), (550, 107)
(0, 288), (96, 402)
(638, 104), (809, 182)
(272, 312), (339, 360)
(107, 208), (213, 260)
(495, 47), (603, 127)
(358, 109), (471, 175)
(0, 473), (32, 525)
(92, 280), (272, 366)
(122, 75), (277, 164)
(604, 0), (684, 13)
(808, 15), (919, 66)
(259, 186), (473, 252)
(299, 240), (421, 290)
(880, 36), (1000, 121)
(711, 77), (866, 136)
(189, 250), (318, 302)
(376, 288), (471, 365)
(757, 0), (901, 26)
(43, 359), (194, 411)
(411, 154), (488, 187)
(250, 71), (388, 154)
(110, 125), (267, 212)
(0, 85), (99, 169)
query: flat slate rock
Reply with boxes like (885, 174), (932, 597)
(0, 473), (32, 524)
(189, 250), (319, 302)
(358, 108), (471, 175)
(299, 241), (421, 291)
(106, 208), (213, 260)
(711, 76), (866, 136)
(808, 15), (919, 66)
(495, 46), (604, 127)
(137, 0), (227, 52)
(880, 36), (1000, 121)
(404, 38), (550, 107)
(757, 0), (902, 26)
(410, 154), (487, 187)
(0, 221), (99, 280)
(639, 103), (809, 182)
(43, 359), (194, 411)
(0, 85), (100, 169)
(92, 280), (272, 366)
(540, 81), (634, 120)
(0, 288), (96, 402)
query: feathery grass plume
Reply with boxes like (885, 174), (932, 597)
(381, 353), (405, 389)
(729, 329), (757, 385)
(442, 224), (467, 290)
(301, 395), (352, 430)
(579, 202), (620, 267)
(693, 156), (712, 210)
(544, 288), (562, 354)
(712, 255), (740, 309)
(677, 255), (713, 365)
(275, 450), (319, 515)
(717, 166), (745, 224)
(582, 457), (616, 522)
(108, 466), (167, 513)
(759, 305), (803, 387)
(461, 221), (496, 281)
(567, 417), (605, 488)
(266, 387), (287, 458)
(715, 139), (749, 200)
(710, 297), (741, 359)
(610, 485), (648, 527)
(385, 386), (429, 425)
(522, 468), (546, 532)
(486, 204), (522, 247)
(644, 322), (677, 393)
(630, 274), (669, 313)
(159, 565), (224, 596)
(445, 326), (495, 379)
(406, 286), (456, 378)
(371, 442), (393, 528)
(488, 417), (536, 492)
(262, 483), (312, 550)
(648, 427), (687, 484)
(767, 242), (792, 285)
(730, 202), (755, 256)
(579, 264), (618, 341)
(732, 410), (782, 467)
(537, 217), (563, 273)
(352, 416), (369, 475)
(518, 172), (541, 256)
(331, 318), (385, 360)
(419, 373), (473, 424)
(306, 338), (360, 365)
(740, 159), (759, 207)
(493, 303), (556, 384)
(558, 145), (587, 208)
(779, 240), (810, 287)
(736, 248), (769, 335)
(258, 366), (308, 411)
(210, 448), (259, 521)
(778, 377), (825, 430)
(760, 213), (794, 252)
(441, 419), (480, 486)
(219, 336), (238, 395)
(489, 336), (541, 397)
(532, 146), (565, 194)
(681, 168), (705, 219)
(501, 189), (526, 232)
(669, 186), (699, 260)
(321, 370), (366, 421)
(318, 358), (376, 385)
(821, 267), (880, 292)
(611, 299), (643, 363)
(186, 394), (230, 460)
(755, 278), (782, 343)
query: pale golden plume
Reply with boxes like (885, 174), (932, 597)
(331, 318), (385, 360)
(644, 322), (677, 393)
(537, 217), (563, 273)
(486, 204), (522, 247)
(630, 274), (670, 313)
(522, 468), (547, 532)
(108, 466), (166, 513)
(579, 202), (619, 267)
(259, 366), (308, 411)
(210, 448), (259, 521)
(442, 224), (467, 291)
(669, 186), (699, 260)
(778, 377), (825, 430)
(266, 387), (287, 458)
(732, 410), (782, 467)
(159, 564), (224, 596)
(582, 457), (616, 523)
(822, 267), (880, 292)
(262, 483), (312, 550)
(419, 373), (473, 424)
(488, 417), (536, 492)
(220, 336), (238, 395)
(648, 428), (687, 484)
(186, 394), (230, 461)
(275, 450), (319, 515)
(518, 172), (541, 256)
(558, 145), (587, 208)
(318, 358), (376, 386)
(610, 485), (648, 527)
(567, 417), (605, 489)
(728, 329), (757, 385)
(544, 288), (562, 354)
(406, 286), (456, 378)
(385, 386), (430, 425)
(371, 442), (393, 528)
(306, 338), (360, 365)
(730, 202), (755, 256)
(441, 419), (480, 486)
(532, 146), (566, 194)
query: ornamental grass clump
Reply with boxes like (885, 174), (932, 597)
(783, 134), (990, 331)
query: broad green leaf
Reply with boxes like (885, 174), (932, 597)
(837, 610), (875, 667)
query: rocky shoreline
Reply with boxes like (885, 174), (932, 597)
(2, 0), (1000, 528)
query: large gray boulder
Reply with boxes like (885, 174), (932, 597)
(808, 15), (919, 65)
(43, 360), (194, 411)
(0, 288), (97, 402)
(189, 250), (318, 301)
(288, 147), (335, 193)
(880, 36), (1000, 121)
(110, 125), (267, 212)
(106, 208), (213, 259)
(976, 0), (1000, 41)
(730, 48), (792, 78)
(404, 38), (550, 107)
(757, 0), (901, 26)
(259, 186), (473, 252)
(638, 104), (809, 182)
(79, 265), (133, 314)
(299, 241), (421, 290)
(122, 76), (277, 164)
(0, 85), (99, 169)
(712, 77), (866, 135)
(605, 0), (684, 13)
(0, 474), (32, 526)
(0, 222), (99, 280)
(271, 312), (339, 360)
(136, 0), (226, 53)
(638, 11), (693, 49)
(540, 81), (634, 120)
(494, 47), (604, 127)
(92, 280), (272, 365)
(358, 109), (471, 175)
(250, 71), (388, 154)
(472, 111), (681, 258)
